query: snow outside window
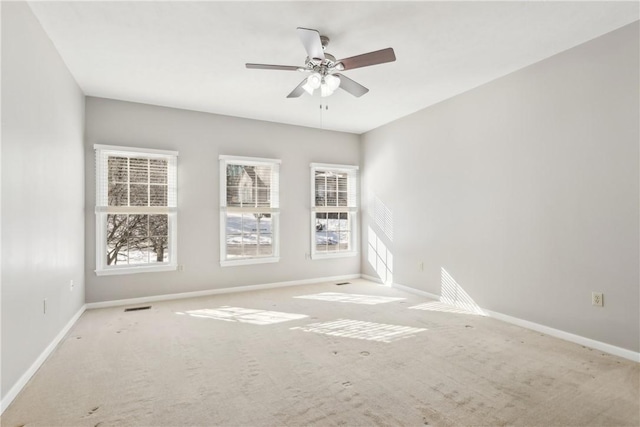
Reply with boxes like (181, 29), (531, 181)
(94, 145), (178, 276)
(310, 163), (359, 260)
(220, 155), (280, 267)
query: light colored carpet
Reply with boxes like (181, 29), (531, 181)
(3, 279), (638, 426)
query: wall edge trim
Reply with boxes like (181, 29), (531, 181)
(390, 282), (640, 363)
(86, 274), (362, 309)
(1, 304), (87, 414)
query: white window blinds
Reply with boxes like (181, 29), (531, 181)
(220, 155), (281, 266)
(310, 163), (359, 258)
(96, 145), (178, 213)
(94, 145), (178, 275)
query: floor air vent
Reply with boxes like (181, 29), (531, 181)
(124, 306), (151, 312)
(336, 282), (350, 286)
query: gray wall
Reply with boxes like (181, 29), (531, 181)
(361, 22), (639, 352)
(84, 97), (360, 303)
(1, 2), (86, 399)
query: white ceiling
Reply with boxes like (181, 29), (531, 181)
(28, 1), (638, 134)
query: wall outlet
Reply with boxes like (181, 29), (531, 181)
(43, 298), (47, 314)
(70, 279), (74, 291)
(177, 265), (184, 272)
(592, 292), (603, 307)
(418, 262), (424, 272)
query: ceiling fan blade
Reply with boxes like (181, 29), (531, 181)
(246, 63), (301, 71)
(335, 74), (369, 97)
(297, 27), (325, 61)
(287, 79), (308, 98)
(337, 47), (396, 71)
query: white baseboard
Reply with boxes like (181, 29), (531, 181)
(360, 274), (385, 284)
(391, 282), (441, 301)
(86, 274), (362, 309)
(388, 282), (640, 363)
(1, 304), (87, 414)
(484, 309), (640, 363)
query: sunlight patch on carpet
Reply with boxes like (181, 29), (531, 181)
(291, 319), (425, 343)
(294, 292), (404, 305)
(176, 306), (308, 325)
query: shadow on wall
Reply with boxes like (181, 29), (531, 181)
(366, 191), (394, 285)
(367, 190), (393, 242)
(440, 267), (485, 315)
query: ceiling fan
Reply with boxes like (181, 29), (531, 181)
(246, 27), (396, 98)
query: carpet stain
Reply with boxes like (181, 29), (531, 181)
(360, 351), (370, 356)
(342, 381), (352, 388)
(88, 406), (100, 415)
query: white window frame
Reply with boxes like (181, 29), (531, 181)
(220, 155), (281, 267)
(94, 144), (178, 276)
(310, 163), (359, 260)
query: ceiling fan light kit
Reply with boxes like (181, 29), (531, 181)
(246, 27), (396, 98)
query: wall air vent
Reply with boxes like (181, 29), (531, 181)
(124, 306), (151, 312)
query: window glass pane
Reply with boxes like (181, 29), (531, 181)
(130, 184), (148, 206)
(326, 175), (337, 192)
(315, 212), (350, 253)
(226, 212), (273, 258)
(108, 183), (128, 206)
(327, 214), (340, 231)
(226, 212), (243, 235)
(256, 214), (272, 256)
(339, 232), (350, 251)
(150, 237), (169, 263)
(106, 214), (128, 265)
(149, 214), (168, 236)
(150, 185), (167, 206)
(337, 174), (348, 192)
(227, 186), (241, 207)
(127, 215), (148, 264)
(128, 238), (150, 265)
(259, 234), (273, 256)
(129, 214), (149, 239)
(108, 157), (128, 183)
(227, 165), (243, 207)
(315, 213), (329, 252)
(256, 187), (270, 207)
(227, 164), (273, 208)
(150, 159), (168, 184)
(129, 158), (149, 183)
(315, 173), (326, 207)
(337, 192), (348, 207)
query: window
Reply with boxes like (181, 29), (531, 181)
(220, 155), (280, 266)
(310, 163), (358, 259)
(94, 145), (178, 275)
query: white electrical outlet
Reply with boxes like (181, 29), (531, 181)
(177, 265), (184, 272)
(592, 292), (603, 307)
(418, 262), (424, 272)
(70, 279), (74, 291)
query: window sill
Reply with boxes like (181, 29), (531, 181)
(220, 257), (280, 267)
(95, 264), (177, 276)
(311, 252), (358, 260)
